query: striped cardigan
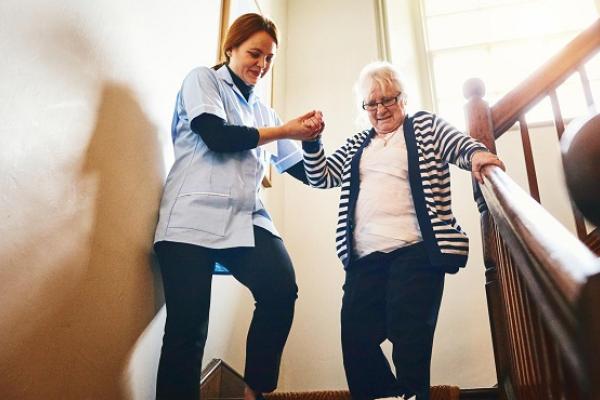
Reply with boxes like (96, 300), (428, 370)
(302, 111), (488, 271)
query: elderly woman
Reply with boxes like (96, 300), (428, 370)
(302, 62), (504, 400)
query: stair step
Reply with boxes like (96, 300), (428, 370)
(265, 386), (460, 400)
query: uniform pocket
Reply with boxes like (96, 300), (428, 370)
(168, 188), (232, 237)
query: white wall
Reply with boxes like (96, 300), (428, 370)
(276, 0), (381, 390)
(0, 1), (222, 399)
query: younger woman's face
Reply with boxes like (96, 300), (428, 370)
(228, 30), (276, 86)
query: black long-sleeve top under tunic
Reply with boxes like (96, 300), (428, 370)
(190, 65), (307, 183)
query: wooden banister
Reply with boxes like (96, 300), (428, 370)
(480, 166), (600, 399)
(490, 19), (600, 137)
(480, 166), (598, 303)
(464, 17), (600, 399)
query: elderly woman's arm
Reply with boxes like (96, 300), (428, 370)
(426, 113), (505, 182)
(301, 135), (359, 189)
(426, 113), (488, 169)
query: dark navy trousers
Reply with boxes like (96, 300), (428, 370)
(154, 226), (298, 400)
(341, 242), (445, 400)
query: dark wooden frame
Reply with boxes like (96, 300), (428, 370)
(464, 18), (600, 400)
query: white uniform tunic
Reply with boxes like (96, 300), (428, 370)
(154, 65), (302, 249)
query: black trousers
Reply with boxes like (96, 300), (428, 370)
(341, 243), (445, 400)
(154, 226), (298, 400)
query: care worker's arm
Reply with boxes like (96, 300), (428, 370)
(191, 110), (324, 153)
(191, 113), (259, 152)
(257, 110), (323, 145)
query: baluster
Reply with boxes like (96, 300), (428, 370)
(501, 241), (527, 397)
(578, 65), (596, 114)
(490, 217), (512, 400)
(521, 291), (545, 397)
(511, 263), (542, 397)
(495, 234), (520, 397)
(530, 308), (553, 398)
(536, 315), (563, 399)
(549, 326), (564, 400)
(549, 90), (566, 139)
(518, 115), (540, 202)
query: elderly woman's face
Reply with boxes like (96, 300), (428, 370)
(365, 84), (406, 134)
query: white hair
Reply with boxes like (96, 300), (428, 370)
(353, 61), (408, 127)
(354, 61), (408, 104)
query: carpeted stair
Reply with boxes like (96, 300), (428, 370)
(265, 386), (460, 400)
(201, 359), (485, 400)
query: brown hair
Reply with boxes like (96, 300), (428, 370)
(214, 13), (278, 69)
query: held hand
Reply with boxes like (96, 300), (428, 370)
(471, 151), (506, 184)
(302, 110), (325, 137)
(284, 110), (324, 141)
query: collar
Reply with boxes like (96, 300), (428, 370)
(215, 65), (259, 105)
(227, 65), (253, 100)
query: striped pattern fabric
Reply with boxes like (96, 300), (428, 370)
(303, 111), (487, 269)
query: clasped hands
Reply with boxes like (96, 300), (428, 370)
(284, 110), (325, 141)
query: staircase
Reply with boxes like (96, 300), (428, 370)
(199, 359), (498, 400)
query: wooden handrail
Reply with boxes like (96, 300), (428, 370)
(490, 19), (600, 137)
(464, 16), (600, 399)
(480, 167), (598, 300)
(479, 165), (600, 395)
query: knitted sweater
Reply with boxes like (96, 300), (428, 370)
(302, 111), (488, 271)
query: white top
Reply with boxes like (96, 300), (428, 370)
(353, 125), (422, 258)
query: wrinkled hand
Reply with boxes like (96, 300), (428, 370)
(471, 151), (505, 184)
(284, 110), (324, 141)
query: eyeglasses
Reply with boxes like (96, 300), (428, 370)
(362, 93), (402, 111)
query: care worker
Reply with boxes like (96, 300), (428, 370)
(153, 13), (324, 400)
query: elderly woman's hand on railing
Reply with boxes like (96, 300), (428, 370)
(471, 150), (505, 184)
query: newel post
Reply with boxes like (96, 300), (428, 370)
(463, 78), (510, 398)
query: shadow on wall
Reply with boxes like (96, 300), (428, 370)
(81, 82), (165, 399)
(0, 83), (165, 400)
